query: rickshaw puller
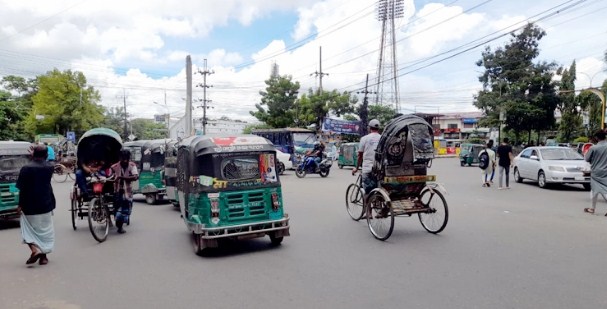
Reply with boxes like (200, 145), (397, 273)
(111, 149), (139, 234)
(352, 119), (381, 197)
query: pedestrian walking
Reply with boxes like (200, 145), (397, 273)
(496, 138), (514, 189)
(16, 144), (55, 265)
(584, 130), (607, 215)
(110, 149), (139, 234)
(479, 140), (496, 187)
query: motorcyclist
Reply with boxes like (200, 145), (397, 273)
(306, 141), (325, 171)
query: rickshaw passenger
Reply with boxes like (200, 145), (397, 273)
(75, 161), (111, 200)
(111, 149), (139, 234)
(352, 119), (381, 194)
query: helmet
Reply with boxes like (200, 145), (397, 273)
(368, 119), (380, 129)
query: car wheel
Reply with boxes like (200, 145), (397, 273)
(538, 171), (548, 188)
(514, 168), (523, 183)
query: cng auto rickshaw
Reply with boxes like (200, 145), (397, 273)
(176, 135), (290, 254)
(136, 139), (170, 204)
(0, 141), (32, 220)
(164, 140), (179, 207)
(338, 142), (358, 169)
(459, 143), (484, 166)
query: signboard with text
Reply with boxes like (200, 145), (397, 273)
(321, 118), (361, 135)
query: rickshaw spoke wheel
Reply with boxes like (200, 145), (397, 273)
(88, 197), (109, 243)
(71, 194), (77, 230)
(345, 183), (365, 221)
(417, 188), (448, 234)
(366, 192), (394, 241)
(52, 164), (68, 183)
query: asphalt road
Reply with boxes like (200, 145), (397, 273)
(1, 158), (606, 309)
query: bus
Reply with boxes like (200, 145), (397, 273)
(251, 128), (316, 164)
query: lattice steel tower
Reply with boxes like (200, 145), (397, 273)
(375, 0), (404, 112)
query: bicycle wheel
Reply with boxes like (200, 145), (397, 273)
(417, 188), (449, 234)
(88, 197), (110, 243)
(366, 190), (394, 241)
(68, 168), (76, 180)
(345, 183), (364, 221)
(71, 196), (77, 230)
(52, 164), (68, 183)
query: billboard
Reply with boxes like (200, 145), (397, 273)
(321, 118), (361, 135)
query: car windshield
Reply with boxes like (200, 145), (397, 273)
(540, 148), (583, 160)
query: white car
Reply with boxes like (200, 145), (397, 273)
(275, 149), (293, 174)
(512, 146), (591, 190)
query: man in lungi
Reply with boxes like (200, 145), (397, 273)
(584, 130), (607, 215)
(17, 144), (55, 265)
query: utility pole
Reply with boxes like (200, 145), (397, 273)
(357, 74), (376, 136)
(375, 0), (404, 112)
(115, 89), (129, 139)
(197, 59), (214, 135)
(186, 55), (193, 136)
(310, 46), (329, 93)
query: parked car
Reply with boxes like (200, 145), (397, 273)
(275, 149), (293, 174)
(512, 146), (590, 190)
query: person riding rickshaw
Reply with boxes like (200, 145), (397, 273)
(175, 135), (290, 255)
(0, 141), (32, 220)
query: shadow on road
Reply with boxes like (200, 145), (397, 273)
(516, 181), (587, 192)
(197, 238), (284, 258)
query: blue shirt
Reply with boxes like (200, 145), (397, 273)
(47, 146), (56, 161)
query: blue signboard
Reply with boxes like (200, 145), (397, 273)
(321, 118), (361, 135)
(462, 118), (478, 124)
(66, 131), (76, 142)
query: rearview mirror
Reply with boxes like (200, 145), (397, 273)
(530, 155), (539, 161)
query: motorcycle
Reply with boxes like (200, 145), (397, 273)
(295, 154), (332, 178)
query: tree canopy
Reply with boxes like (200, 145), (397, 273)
(250, 75), (300, 127)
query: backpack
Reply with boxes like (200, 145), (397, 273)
(478, 150), (489, 170)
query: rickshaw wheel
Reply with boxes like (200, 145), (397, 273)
(345, 183), (365, 221)
(269, 232), (283, 246)
(295, 167), (306, 178)
(71, 196), (77, 230)
(52, 164), (68, 182)
(88, 197), (109, 243)
(366, 189), (394, 241)
(145, 194), (157, 205)
(417, 188), (448, 234)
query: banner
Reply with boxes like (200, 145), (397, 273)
(321, 118), (361, 135)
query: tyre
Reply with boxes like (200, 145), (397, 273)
(345, 183), (365, 221)
(192, 233), (209, 256)
(583, 183), (591, 191)
(319, 166), (330, 177)
(460, 161), (464, 167)
(514, 168), (523, 183)
(88, 197), (109, 243)
(417, 188), (448, 234)
(52, 164), (68, 183)
(71, 197), (77, 230)
(295, 166), (306, 178)
(338, 164), (343, 169)
(145, 194), (157, 205)
(277, 162), (285, 175)
(68, 171), (76, 180)
(366, 190), (394, 241)
(538, 171), (548, 188)
(269, 232), (284, 246)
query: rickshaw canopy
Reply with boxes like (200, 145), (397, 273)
(77, 128), (123, 169)
(375, 114), (435, 165)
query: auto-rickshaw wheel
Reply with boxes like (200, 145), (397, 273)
(269, 232), (283, 246)
(145, 194), (157, 205)
(277, 162), (285, 175)
(338, 164), (343, 169)
(192, 233), (204, 256)
(460, 161), (464, 167)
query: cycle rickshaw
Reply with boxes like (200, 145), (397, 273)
(69, 128), (123, 242)
(345, 115), (448, 240)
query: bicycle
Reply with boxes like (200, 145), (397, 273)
(345, 172), (365, 221)
(53, 163), (75, 183)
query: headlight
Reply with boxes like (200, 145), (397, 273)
(548, 166), (566, 172)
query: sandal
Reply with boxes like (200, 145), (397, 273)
(26, 252), (42, 265)
(584, 208), (595, 214)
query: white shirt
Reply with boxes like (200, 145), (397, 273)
(358, 132), (381, 173)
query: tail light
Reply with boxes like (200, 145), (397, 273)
(271, 192), (280, 211)
(93, 183), (103, 194)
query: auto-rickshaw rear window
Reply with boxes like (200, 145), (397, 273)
(0, 155), (30, 171)
(221, 156), (260, 180)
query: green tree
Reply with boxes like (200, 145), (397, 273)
(0, 90), (29, 140)
(367, 104), (396, 128)
(250, 75), (299, 127)
(242, 123), (272, 134)
(474, 23), (560, 144)
(556, 61), (582, 142)
(26, 69), (104, 136)
(295, 89), (358, 130)
(130, 118), (167, 140)
(101, 106), (129, 140)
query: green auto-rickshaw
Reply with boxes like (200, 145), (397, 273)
(459, 143), (485, 166)
(176, 135), (290, 254)
(0, 141), (32, 220)
(338, 142), (358, 169)
(163, 140), (179, 208)
(137, 139), (171, 204)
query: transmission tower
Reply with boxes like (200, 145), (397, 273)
(375, 0), (404, 112)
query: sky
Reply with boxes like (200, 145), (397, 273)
(0, 0), (605, 123)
